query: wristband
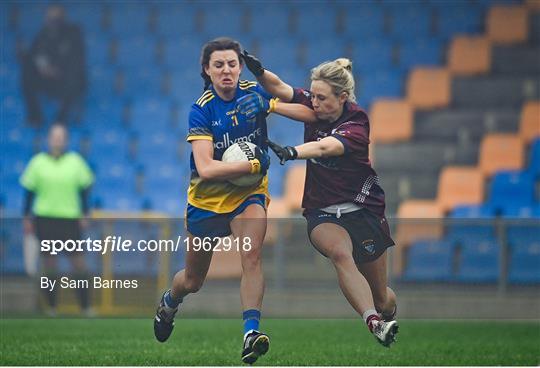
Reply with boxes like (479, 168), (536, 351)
(249, 159), (261, 174)
(267, 98), (279, 114)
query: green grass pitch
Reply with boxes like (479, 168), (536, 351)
(1, 318), (538, 365)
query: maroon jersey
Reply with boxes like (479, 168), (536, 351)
(291, 88), (386, 217)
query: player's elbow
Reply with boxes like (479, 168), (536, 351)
(196, 167), (213, 181)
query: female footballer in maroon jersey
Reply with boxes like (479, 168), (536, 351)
(236, 52), (399, 347)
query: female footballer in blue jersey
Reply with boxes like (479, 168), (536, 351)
(236, 52), (399, 347)
(153, 38), (314, 364)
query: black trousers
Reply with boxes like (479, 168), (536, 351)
(21, 58), (84, 124)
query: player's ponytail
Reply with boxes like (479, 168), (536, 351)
(200, 37), (243, 91)
(310, 58), (356, 103)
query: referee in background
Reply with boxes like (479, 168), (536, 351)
(20, 123), (94, 316)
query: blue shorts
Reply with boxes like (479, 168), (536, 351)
(186, 194), (267, 238)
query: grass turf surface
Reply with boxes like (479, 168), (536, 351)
(0, 318), (538, 366)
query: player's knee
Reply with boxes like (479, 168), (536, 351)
(241, 249), (262, 270)
(184, 276), (204, 294)
(329, 248), (354, 266)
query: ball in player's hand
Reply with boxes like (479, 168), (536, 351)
(222, 142), (264, 186)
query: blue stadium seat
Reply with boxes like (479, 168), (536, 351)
(250, 8), (291, 38)
(1, 94), (25, 128)
(446, 205), (496, 244)
(16, 4), (47, 38)
(144, 190), (187, 216)
(86, 34), (111, 65)
(434, 5), (483, 41)
(130, 98), (172, 130)
(488, 170), (535, 212)
(161, 39), (201, 70)
(295, 8), (338, 38)
(202, 7), (247, 39)
(403, 239), (454, 282)
(351, 39), (394, 73)
(341, 4), (385, 39)
(508, 240), (540, 284)
(267, 115), (304, 148)
(121, 68), (163, 99)
(115, 37), (157, 69)
(388, 6), (432, 41)
(303, 38), (348, 68)
(398, 38), (442, 71)
(87, 65), (116, 100)
(503, 204), (540, 218)
(527, 138), (540, 178)
(258, 38), (301, 72)
(507, 223), (540, 247)
(155, 7), (196, 38)
(1, 219), (25, 274)
(456, 238), (500, 283)
(65, 3), (104, 33)
(357, 68), (405, 107)
(108, 4), (151, 37)
(84, 96), (125, 126)
(169, 69), (206, 102)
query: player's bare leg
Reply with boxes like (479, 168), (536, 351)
(230, 203), (269, 364)
(310, 223), (398, 346)
(154, 233), (214, 342)
(357, 251), (397, 319)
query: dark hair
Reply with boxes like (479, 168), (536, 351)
(200, 37), (243, 90)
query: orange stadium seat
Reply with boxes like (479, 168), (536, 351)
(437, 166), (484, 212)
(393, 199), (444, 275)
(479, 134), (525, 176)
(283, 164), (306, 211)
(525, 0), (540, 11)
(487, 5), (528, 44)
(370, 99), (413, 143)
(448, 36), (491, 76)
(407, 68), (451, 109)
(519, 101), (540, 143)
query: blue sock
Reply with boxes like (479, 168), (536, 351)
(164, 290), (182, 309)
(243, 309), (261, 334)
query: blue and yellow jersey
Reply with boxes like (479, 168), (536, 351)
(186, 80), (271, 214)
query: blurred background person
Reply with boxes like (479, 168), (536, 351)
(20, 124), (94, 316)
(19, 4), (86, 126)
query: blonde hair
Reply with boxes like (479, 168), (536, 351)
(310, 58), (356, 103)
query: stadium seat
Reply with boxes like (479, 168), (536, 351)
(358, 69), (405, 107)
(120, 68), (164, 99)
(527, 138), (540, 177)
(66, 3), (104, 32)
(448, 36), (491, 76)
(249, 8), (291, 38)
(283, 164), (305, 212)
(114, 37), (157, 69)
(351, 39), (394, 73)
(479, 134), (525, 177)
(202, 7), (247, 38)
(502, 204), (540, 218)
(370, 99), (413, 143)
(302, 38), (347, 68)
(295, 8), (337, 38)
(388, 6), (432, 42)
(507, 223), (540, 247)
(402, 239), (454, 282)
(407, 67), (450, 109)
(437, 166), (484, 212)
(258, 38), (301, 72)
(487, 5), (528, 44)
(87, 64), (116, 100)
(525, 0), (540, 10)
(519, 101), (540, 144)
(399, 38), (442, 71)
(455, 238), (500, 283)
(108, 4), (151, 37)
(434, 4), (483, 41)
(508, 240), (540, 284)
(488, 170), (535, 210)
(155, 7), (197, 37)
(342, 5), (385, 39)
(446, 204), (497, 245)
(394, 200), (444, 276)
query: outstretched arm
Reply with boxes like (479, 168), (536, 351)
(241, 51), (295, 102)
(267, 137), (345, 165)
(273, 100), (318, 123)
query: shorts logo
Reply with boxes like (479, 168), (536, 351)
(317, 213), (333, 218)
(362, 239), (375, 255)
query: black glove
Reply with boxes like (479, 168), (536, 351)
(241, 50), (265, 77)
(266, 139), (298, 165)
